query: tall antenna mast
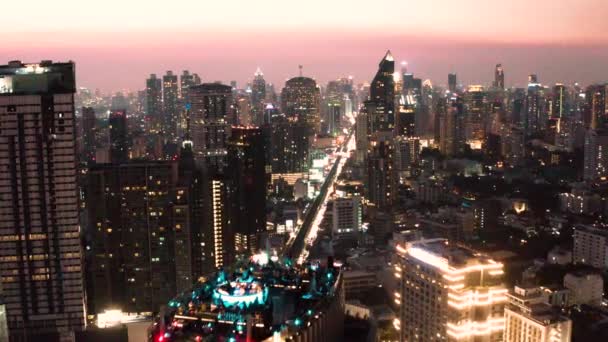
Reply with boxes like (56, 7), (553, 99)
(298, 65), (303, 77)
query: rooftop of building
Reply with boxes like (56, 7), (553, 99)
(0, 60), (75, 95)
(401, 238), (503, 271)
(149, 253), (341, 341)
(507, 302), (570, 325)
(574, 224), (608, 237)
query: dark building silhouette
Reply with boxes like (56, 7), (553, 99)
(226, 127), (267, 255)
(270, 115), (310, 173)
(189, 83), (234, 170)
(494, 64), (505, 90)
(82, 106), (97, 163)
(146, 74), (162, 133)
(162, 71), (179, 139)
(109, 109), (129, 164)
(85, 161), (188, 314)
(448, 73), (457, 92)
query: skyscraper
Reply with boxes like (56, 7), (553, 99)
(369, 50), (395, 124)
(146, 74), (162, 133)
(583, 128), (608, 181)
(365, 51), (397, 210)
(270, 115), (310, 173)
(463, 85), (488, 142)
(394, 239), (507, 341)
(226, 127), (267, 255)
(448, 73), (457, 92)
(179, 70), (201, 100)
(0, 60), (84, 340)
(251, 67), (266, 125)
(494, 64), (505, 90)
(280, 76), (321, 134)
(86, 161), (182, 314)
(585, 84), (607, 129)
(524, 82), (545, 135)
(108, 109), (128, 164)
(162, 70), (179, 139)
(81, 106), (96, 163)
(189, 83), (233, 170)
(552, 83), (567, 119)
(439, 95), (466, 156)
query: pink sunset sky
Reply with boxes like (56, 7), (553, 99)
(2, 0), (607, 92)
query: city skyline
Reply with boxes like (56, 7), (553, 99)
(3, 2), (608, 341)
(3, 0), (608, 91)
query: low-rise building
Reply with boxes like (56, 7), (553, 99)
(504, 286), (572, 342)
(573, 225), (608, 269)
(564, 271), (604, 307)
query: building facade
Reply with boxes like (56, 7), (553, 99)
(394, 239), (507, 342)
(0, 60), (84, 341)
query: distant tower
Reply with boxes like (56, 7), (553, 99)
(364, 51), (396, 210)
(188, 83), (233, 171)
(552, 84), (566, 119)
(146, 74), (162, 133)
(281, 76), (321, 134)
(251, 68), (266, 125)
(163, 71), (179, 139)
(448, 73), (457, 92)
(109, 109), (129, 164)
(226, 127), (267, 256)
(584, 128), (608, 180)
(494, 64), (505, 90)
(82, 106), (97, 163)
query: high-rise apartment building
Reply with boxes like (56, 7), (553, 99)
(146, 74), (162, 133)
(270, 115), (310, 173)
(189, 83), (233, 170)
(331, 196), (362, 239)
(162, 71), (179, 139)
(524, 82), (545, 134)
(439, 95), (466, 156)
(585, 84), (607, 129)
(179, 70), (201, 106)
(552, 84), (566, 119)
(394, 239), (507, 341)
(108, 109), (128, 164)
(226, 127), (267, 255)
(81, 106), (96, 163)
(85, 161), (185, 314)
(583, 128), (608, 180)
(572, 224), (608, 269)
(0, 60), (84, 341)
(464, 85), (488, 142)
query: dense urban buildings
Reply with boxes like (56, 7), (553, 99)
(3, 31), (608, 342)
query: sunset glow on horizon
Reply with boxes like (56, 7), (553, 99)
(3, 0), (607, 91)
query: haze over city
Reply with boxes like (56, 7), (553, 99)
(3, 1), (608, 341)
(3, 0), (608, 90)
